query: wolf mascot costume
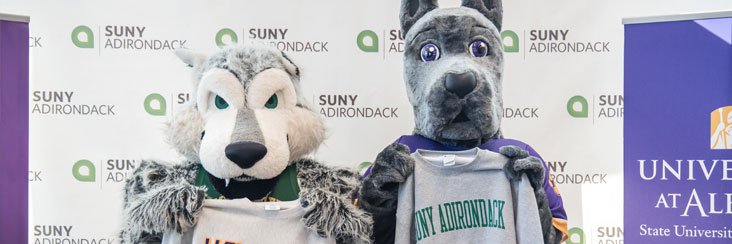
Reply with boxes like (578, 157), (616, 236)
(359, 0), (568, 243)
(119, 44), (372, 244)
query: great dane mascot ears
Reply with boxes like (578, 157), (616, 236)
(359, 0), (568, 243)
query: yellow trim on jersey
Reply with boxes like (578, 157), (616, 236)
(548, 174), (562, 196)
(552, 218), (569, 242)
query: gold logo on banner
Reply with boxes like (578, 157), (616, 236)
(711, 106), (732, 149)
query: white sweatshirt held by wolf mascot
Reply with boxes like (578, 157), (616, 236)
(163, 198), (336, 244)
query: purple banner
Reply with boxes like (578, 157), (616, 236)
(0, 16), (29, 244)
(625, 17), (732, 243)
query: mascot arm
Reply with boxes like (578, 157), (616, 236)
(515, 143), (569, 243)
(358, 143), (414, 244)
(499, 145), (565, 244)
(119, 160), (205, 244)
(296, 158), (373, 244)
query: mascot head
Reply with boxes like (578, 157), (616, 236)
(167, 43), (325, 199)
(400, 0), (504, 147)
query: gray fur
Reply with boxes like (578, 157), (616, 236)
(121, 44), (371, 243)
(400, 0), (438, 34)
(120, 160), (203, 243)
(360, 1), (561, 243)
(231, 107), (265, 144)
(400, 0), (503, 34)
(298, 158), (373, 243)
(500, 145), (556, 244)
(165, 105), (203, 162)
(297, 158), (361, 196)
(178, 43), (317, 162)
(359, 143), (414, 214)
(121, 159), (373, 244)
(196, 44), (299, 94)
(404, 7), (504, 147)
(460, 0), (503, 30)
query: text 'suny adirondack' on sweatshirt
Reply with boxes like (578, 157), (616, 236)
(395, 148), (543, 243)
(163, 198), (335, 244)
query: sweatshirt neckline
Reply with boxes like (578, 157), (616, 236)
(414, 148), (484, 173)
(204, 198), (304, 219)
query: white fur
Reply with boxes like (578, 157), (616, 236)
(165, 104), (203, 162)
(241, 109), (289, 179)
(197, 69), (246, 114)
(288, 107), (326, 161)
(174, 49), (206, 67)
(233, 69), (296, 178)
(174, 49), (208, 100)
(280, 56), (298, 76)
(196, 69), (247, 179)
(246, 68), (326, 161)
(199, 105), (239, 179)
(246, 69), (296, 109)
(170, 48), (326, 180)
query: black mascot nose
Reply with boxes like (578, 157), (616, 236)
(225, 142), (268, 169)
(445, 72), (477, 99)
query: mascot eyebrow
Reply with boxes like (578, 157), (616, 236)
(359, 0), (568, 243)
(224, 69), (241, 81)
(409, 28), (436, 43)
(119, 43), (372, 244)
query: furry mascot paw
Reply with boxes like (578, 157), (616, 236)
(359, 143), (414, 212)
(359, 0), (568, 243)
(296, 158), (374, 243)
(358, 143), (414, 244)
(500, 145), (545, 187)
(300, 188), (373, 244)
(120, 161), (204, 243)
(119, 43), (372, 243)
(500, 146), (560, 244)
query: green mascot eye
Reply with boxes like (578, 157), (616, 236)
(214, 95), (229, 109)
(265, 94), (278, 109)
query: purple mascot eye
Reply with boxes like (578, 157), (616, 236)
(470, 40), (489, 57)
(420, 43), (441, 62)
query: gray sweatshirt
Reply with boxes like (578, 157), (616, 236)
(163, 198), (335, 244)
(395, 148), (543, 244)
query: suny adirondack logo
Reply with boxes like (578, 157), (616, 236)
(355, 29), (519, 54)
(71, 24), (187, 51)
(214, 27), (328, 52)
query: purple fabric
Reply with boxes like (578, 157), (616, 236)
(392, 134), (567, 220)
(0, 18), (29, 244)
(624, 18), (732, 244)
(361, 134), (568, 220)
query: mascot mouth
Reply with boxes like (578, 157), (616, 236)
(207, 172), (278, 199)
(438, 109), (482, 141)
(452, 111), (470, 123)
(208, 172), (259, 187)
(232, 174), (256, 181)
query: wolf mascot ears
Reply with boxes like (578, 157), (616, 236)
(167, 48), (326, 166)
(121, 44), (371, 244)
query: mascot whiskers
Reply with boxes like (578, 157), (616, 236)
(120, 43), (372, 244)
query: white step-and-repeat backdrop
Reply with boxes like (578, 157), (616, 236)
(3, 0), (732, 243)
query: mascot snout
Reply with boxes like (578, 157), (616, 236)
(224, 141), (268, 169)
(444, 71), (477, 99)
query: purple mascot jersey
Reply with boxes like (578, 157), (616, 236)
(365, 135), (568, 236)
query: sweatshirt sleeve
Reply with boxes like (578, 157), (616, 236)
(394, 174), (415, 244)
(514, 174), (544, 244)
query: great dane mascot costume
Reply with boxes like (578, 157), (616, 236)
(119, 44), (372, 244)
(359, 0), (567, 243)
